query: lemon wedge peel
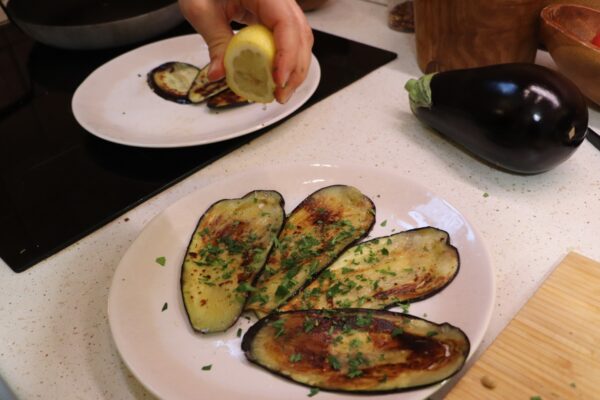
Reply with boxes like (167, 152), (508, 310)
(224, 24), (277, 104)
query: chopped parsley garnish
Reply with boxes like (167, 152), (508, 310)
(392, 327), (404, 337)
(336, 299), (353, 308)
(364, 249), (379, 264)
(275, 284), (290, 299)
(426, 330), (438, 337)
(380, 220), (387, 227)
(355, 313), (373, 327)
(377, 268), (396, 276)
(349, 338), (362, 349)
(308, 387), (320, 397)
(248, 293), (269, 305)
(399, 301), (410, 313)
(273, 319), (286, 338)
(347, 353), (368, 378)
(304, 318), (317, 332)
(220, 235), (246, 254)
(290, 353), (303, 363)
(347, 368), (363, 378)
(155, 256), (166, 266)
(201, 364), (212, 371)
(221, 270), (234, 280)
(530, 397), (542, 400)
(354, 244), (364, 255)
(327, 355), (341, 370)
(341, 266), (354, 274)
(236, 328), (242, 338)
(161, 302), (168, 312)
(381, 248), (389, 256)
(236, 282), (256, 293)
(483, 192), (490, 198)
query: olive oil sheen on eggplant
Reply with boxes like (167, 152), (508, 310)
(405, 64), (588, 174)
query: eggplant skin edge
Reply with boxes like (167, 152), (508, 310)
(241, 309), (471, 394)
(382, 226), (460, 307)
(180, 189), (286, 334)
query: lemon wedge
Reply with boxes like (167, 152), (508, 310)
(224, 24), (276, 103)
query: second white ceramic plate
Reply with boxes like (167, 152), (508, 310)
(107, 163), (495, 400)
(72, 34), (320, 148)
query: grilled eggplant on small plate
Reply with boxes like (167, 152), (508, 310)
(147, 61), (199, 104)
(207, 88), (251, 109)
(245, 185), (376, 318)
(281, 227), (459, 311)
(180, 190), (285, 333)
(242, 309), (470, 393)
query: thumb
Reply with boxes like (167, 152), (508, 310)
(179, 0), (233, 81)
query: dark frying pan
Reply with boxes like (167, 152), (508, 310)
(2, 0), (184, 50)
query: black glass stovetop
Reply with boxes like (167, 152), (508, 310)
(0, 22), (397, 273)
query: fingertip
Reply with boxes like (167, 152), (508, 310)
(275, 86), (294, 104)
(208, 58), (226, 81)
(273, 57), (292, 89)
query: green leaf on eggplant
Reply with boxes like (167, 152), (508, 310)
(281, 227), (459, 312)
(241, 309), (470, 393)
(180, 190), (285, 333)
(245, 185), (376, 318)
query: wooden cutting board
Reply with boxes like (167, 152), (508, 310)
(446, 252), (600, 399)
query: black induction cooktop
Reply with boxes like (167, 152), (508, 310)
(0, 22), (397, 273)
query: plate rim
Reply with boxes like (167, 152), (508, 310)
(71, 34), (321, 148)
(107, 162), (496, 399)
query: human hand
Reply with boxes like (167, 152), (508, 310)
(178, 0), (314, 104)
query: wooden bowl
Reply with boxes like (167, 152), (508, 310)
(542, 0), (600, 10)
(540, 4), (600, 106)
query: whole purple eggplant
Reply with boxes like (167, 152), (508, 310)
(405, 63), (589, 174)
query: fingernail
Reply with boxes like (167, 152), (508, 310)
(280, 70), (291, 89)
(281, 89), (294, 104)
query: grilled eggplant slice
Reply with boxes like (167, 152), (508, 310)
(245, 185), (375, 318)
(181, 190), (285, 333)
(187, 64), (228, 104)
(148, 61), (199, 104)
(207, 88), (251, 109)
(242, 309), (470, 393)
(281, 227), (459, 311)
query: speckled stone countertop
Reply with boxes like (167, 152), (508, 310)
(1, 0), (599, 399)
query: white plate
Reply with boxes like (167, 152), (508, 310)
(108, 163), (495, 400)
(72, 34), (320, 148)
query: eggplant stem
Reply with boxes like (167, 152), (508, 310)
(405, 73), (435, 109)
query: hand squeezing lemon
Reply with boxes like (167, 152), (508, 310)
(224, 25), (277, 104)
